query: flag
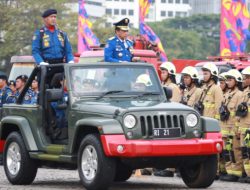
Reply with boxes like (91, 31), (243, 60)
(220, 0), (250, 56)
(78, 0), (100, 53)
(139, 0), (167, 61)
(139, 0), (152, 21)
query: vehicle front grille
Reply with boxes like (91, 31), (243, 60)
(139, 114), (185, 138)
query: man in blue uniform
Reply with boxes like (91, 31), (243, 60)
(15, 75), (34, 104)
(51, 75), (68, 140)
(0, 75), (12, 107)
(30, 76), (39, 104)
(32, 9), (74, 65)
(8, 80), (16, 95)
(6, 75), (32, 104)
(104, 18), (140, 63)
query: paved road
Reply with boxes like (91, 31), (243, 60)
(0, 166), (249, 190)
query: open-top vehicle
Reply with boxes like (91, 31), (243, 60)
(0, 62), (222, 190)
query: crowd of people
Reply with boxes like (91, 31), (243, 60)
(0, 74), (38, 106)
(148, 61), (250, 184)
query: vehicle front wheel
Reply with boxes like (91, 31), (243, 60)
(180, 155), (217, 188)
(3, 132), (38, 185)
(78, 134), (116, 190)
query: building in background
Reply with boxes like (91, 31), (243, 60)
(104, 0), (139, 28)
(84, 0), (105, 19)
(68, 0), (250, 28)
(189, 0), (221, 15)
(190, 0), (250, 15)
(68, 0), (191, 28)
(105, 0), (191, 27)
(146, 0), (191, 22)
(66, 0), (105, 19)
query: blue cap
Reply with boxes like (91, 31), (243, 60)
(42, 9), (57, 18)
(16, 75), (28, 82)
(0, 74), (7, 81)
(8, 80), (16, 86)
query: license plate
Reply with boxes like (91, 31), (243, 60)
(153, 128), (181, 138)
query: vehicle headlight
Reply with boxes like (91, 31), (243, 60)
(124, 115), (136, 129)
(186, 114), (198, 127)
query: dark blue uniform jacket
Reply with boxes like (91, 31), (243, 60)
(104, 36), (134, 62)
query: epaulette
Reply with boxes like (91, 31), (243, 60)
(127, 39), (133, 43)
(58, 29), (65, 34)
(108, 36), (115, 40)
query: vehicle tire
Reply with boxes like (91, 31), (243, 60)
(180, 155), (217, 188)
(78, 134), (116, 190)
(114, 162), (133, 182)
(3, 132), (38, 185)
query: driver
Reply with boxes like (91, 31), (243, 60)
(82, 79), (98, 92)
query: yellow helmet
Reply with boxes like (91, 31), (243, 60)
(160, 62), (176, 75)
(218, 72), (228, 81)
(136, 74), (152, 86)
(202, 62), (219, 77)
(242, 66), (250, 75)
(181, 66), (198, 79)
(225, 69), (243, 82)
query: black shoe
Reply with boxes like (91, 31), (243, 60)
(238, 176), (247, 183)
(214, 175), (220, 180)
(154, 170), (174, 177)
(218, 172), (227, 180)
(245, 176), (250, 183)
(238, 173), (247, 183)
(220, 174), (239, 182)
(140, 169), (152, 175)
(176, 171), (181, 178)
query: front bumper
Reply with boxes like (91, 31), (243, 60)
(101, 133), (223, 157)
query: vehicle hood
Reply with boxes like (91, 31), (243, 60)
(72, 99), (195, 115)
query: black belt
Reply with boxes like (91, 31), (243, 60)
(44, 58), (65, 64)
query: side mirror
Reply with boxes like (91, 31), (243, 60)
(46, 89), (63, 102)
(163, 87), (172, 101)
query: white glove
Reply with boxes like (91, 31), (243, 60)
(40, 62), (49, 65)
(68, 60), (74, 64)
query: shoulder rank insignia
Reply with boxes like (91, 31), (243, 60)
(108, 36), (115, 40)
(127, 39), (133, 43)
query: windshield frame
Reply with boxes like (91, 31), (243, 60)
(65, 63), (164, 101)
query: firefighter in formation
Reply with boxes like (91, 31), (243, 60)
(178, 63), (250, 183)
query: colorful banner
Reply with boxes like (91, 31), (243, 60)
(220, 0), (250, 56)
(139, 0), (167, 61)
(139, 0), (152, 21)
(78, 0), (100, 53)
